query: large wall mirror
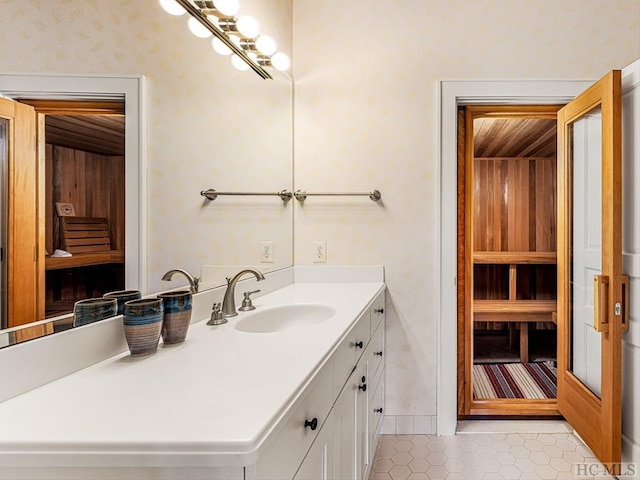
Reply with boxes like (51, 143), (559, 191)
(0, 0), (294, 348)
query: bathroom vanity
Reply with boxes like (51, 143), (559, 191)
(0, 268), (385, 480)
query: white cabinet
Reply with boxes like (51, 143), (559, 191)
(256, 289), (386, 480)
(330, 291), (386, 480)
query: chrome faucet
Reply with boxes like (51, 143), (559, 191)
(222, 269), (265, 317)
(161, 268), (200, 294)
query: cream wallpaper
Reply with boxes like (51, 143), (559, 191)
(0, 0), (294, 294)
(293, 0), (640, 432)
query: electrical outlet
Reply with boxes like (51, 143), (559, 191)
(261, 241), (274, 263)
(313, 241), (327, 263)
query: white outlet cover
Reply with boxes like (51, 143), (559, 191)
(313, 241), (327, 263)
(261, 241), (274, 263)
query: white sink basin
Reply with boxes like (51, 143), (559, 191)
(234, 304), (336, 333)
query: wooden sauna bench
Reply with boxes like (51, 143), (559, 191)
(45, 251), (124, 270)
(45, 217), (124, 270)
(473, 251), (557, 363)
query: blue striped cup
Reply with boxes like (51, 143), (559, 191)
(123, 298), (164, 356)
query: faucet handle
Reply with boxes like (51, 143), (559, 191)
(239, 290), (260, 312)
(207, 302), (227, 326)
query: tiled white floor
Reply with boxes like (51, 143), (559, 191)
(369, 432), (616, 480)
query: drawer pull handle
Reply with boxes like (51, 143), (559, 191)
(374, 351), (383, 356)
(354, 341), (363, 349)
(304, 418), (318, 431)
(374, 308), (384, 314)
(374, 408), (383, 414)
(359, 383), (367, 392)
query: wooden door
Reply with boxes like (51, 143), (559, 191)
(0, 98), (38, 328)
(557, 70), (626, 467)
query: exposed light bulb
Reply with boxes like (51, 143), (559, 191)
(188, 17), (212, 38)
(255, 35), (276, 56)
(236, 16), (260, 38)
(159, 0), (186, 16)
(213, 0), (240, 17)
(212, 37), (232, 55)
(270, 52), (290, 71)
(231, 54), (250, 71)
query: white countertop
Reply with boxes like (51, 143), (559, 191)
(0, 281), (384, 469)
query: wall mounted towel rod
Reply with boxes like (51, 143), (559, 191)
(200, 189), (292, 203)
(294, 189), (382, 202)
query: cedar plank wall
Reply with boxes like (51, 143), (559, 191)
(473, 157), (556, 252)
(45, 144), (124, 254)
(473, 157), (557, 330)
(44, 144), (124, 313)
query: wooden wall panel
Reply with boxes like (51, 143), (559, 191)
(474, 157), (556, 252)
(535, 158), (557, 251)
(46, 145), (124, 253)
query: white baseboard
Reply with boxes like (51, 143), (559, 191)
(381, 415), (437, 435)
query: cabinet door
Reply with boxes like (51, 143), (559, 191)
(294, 411), (334, 480)
(355, 360), (369, 480)
(333, 373), (357, 480)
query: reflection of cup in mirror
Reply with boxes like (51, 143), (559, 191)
(157, 290), (192, 345)
(73, 298), (118, 327)
(103, 290), (142, 315)
(122, 299), (164, 356)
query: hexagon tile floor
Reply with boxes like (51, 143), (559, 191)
(369, 432), (618, 480)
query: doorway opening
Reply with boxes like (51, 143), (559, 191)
(457, 105), (562, 417)
(21, 100), (126, 320)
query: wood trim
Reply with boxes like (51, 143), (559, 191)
(467, 104), (563, 119)
(474, 157), (556, 161)
(473, 251), (557, 264)
(36, 113), (46, 320)
(462, 107), (476, 416)
(473, 299), (557, 315)
(17, 100), (124, 116)
(4, 99), (38, 327)
(456, 107), (468, 416)
(12, 321), (54, 343)
(469, 398), (560, 416)
(556, 70), (623, 464)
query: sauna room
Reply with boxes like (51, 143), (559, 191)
(458, 106), (560, 413)
(34, 103), (126, 319)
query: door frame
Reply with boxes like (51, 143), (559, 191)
(438, 79), (594, 435)
(458, 104), (563, 417)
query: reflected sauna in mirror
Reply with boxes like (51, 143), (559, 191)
(0, 75), (144, 347)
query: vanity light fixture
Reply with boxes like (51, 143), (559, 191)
(158, 0), (291, 80)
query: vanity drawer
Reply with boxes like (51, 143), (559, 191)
(256, 362), (333, 480)
(332, 310), (371, 397)
(370, 291), (385, 334)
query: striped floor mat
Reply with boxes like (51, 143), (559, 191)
(473, 362), (557, 399)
